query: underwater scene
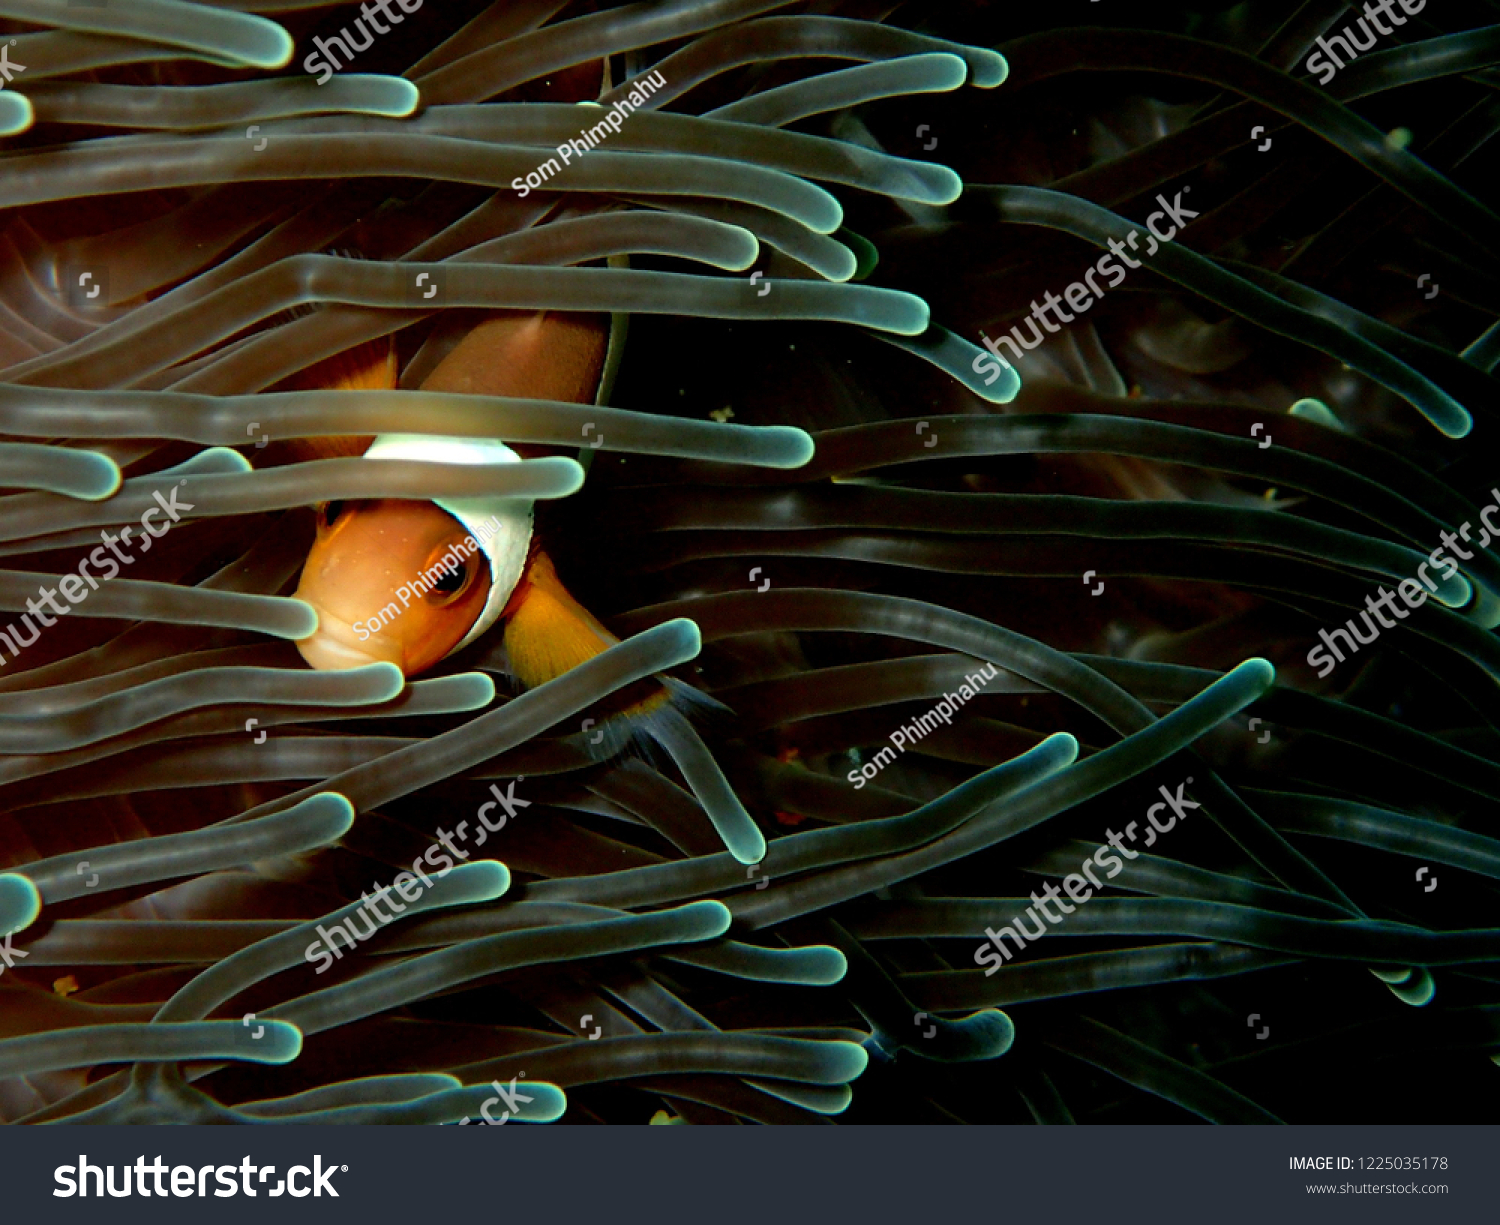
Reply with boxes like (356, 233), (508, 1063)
(0, 0), (1496, 1130)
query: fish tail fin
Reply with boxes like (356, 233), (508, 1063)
(657, 676), (735, 731)
(503, 551), (761, 862)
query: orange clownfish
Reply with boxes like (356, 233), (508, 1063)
(286, 311), (643, 705)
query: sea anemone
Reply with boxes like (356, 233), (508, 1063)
(0, 0), (1495, 1125)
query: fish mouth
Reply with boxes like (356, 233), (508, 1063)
(294, 599), (404, 671)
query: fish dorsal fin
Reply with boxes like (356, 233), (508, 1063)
(273, 337), (396, 461)
(418, 310), (607, 404)
(290, 335), (397, 395)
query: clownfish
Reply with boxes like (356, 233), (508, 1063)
(281, 42), (647, 686)
(285, 310), (657, 718)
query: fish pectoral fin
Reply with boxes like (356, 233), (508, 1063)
(501, 550), (621, 691)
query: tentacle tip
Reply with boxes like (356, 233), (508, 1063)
(0, 91), (34, 137)
(832, 1039), (871, 1081)
(764, 427), (816, 469)
(539, 456), (587, 496)
(385, 78), (422, 116)
(726, 226), (760, 271)
(808, 947), (848, 985)
(70, 454), (124, 500)
(1042, 731), (1081, 765)
(1433, 576), (1474, 610)
(520, 1083), (568, 1122)
(974, 373), (1022, 405)
(283, 598), (322, 642)
(889, 293), (932, 336)
(1437, 411), (1473, 440)
(812, 199), (845, 236)
(1288, 398), (1345, 433)
(356, 660), (408, 700)
(923, 167), (964, 206)
(0, 871), (42, 937)
(300, 791), (357, 836)
(1381, 965), (1436, 1007)
(262, 1021), (304, 1063)
(684, 899), (733, 938)
(1235, 657), (1277, 689)
(244, 23), (297, 71)
(964, 1008), (1017, 1059)
(199, 445), (254, 473)
(927, 53), (971, 89)
(729, 833), (767, 866)
(654, 616), (703, 662)
(451, 671), (498, 707)
(465, 858), (512, 899)
(908, 1008), (1015, 1062)
(967, 49), (1009, 88)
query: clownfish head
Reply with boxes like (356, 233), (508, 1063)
(291, 435), (534, 677)
(292, 497), (496, 675)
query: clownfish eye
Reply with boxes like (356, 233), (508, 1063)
(319, 501), (346, 528)
(427, 558), (472, 602)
